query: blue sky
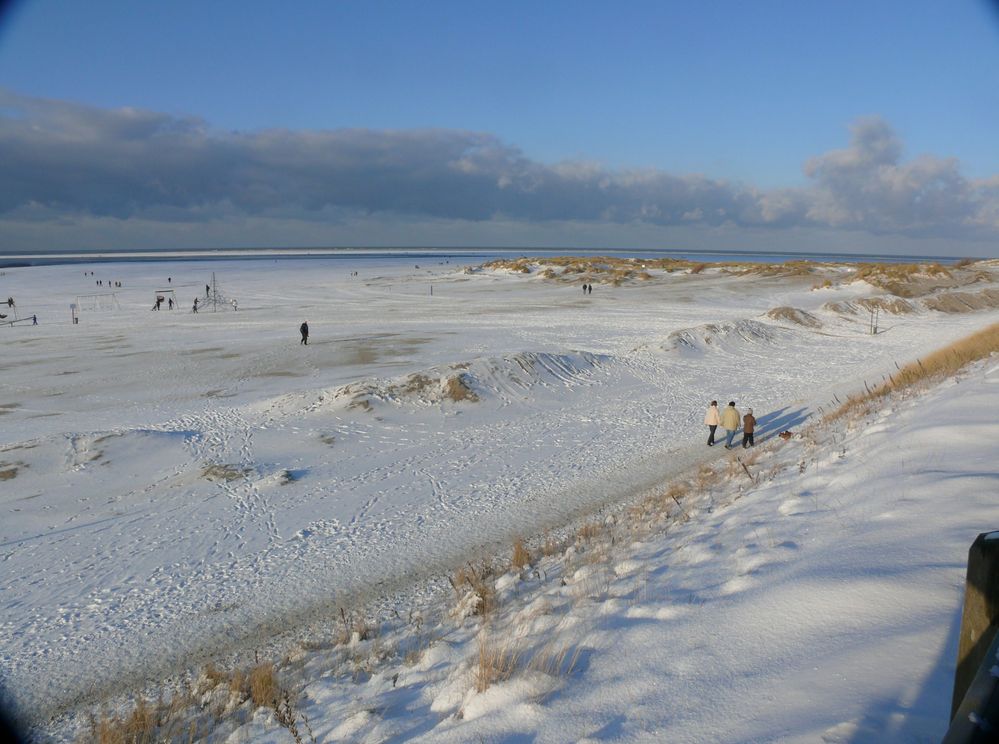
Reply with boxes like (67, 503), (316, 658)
(1, 0), (999, 254)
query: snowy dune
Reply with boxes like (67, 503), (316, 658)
(241, 355), (999, 744)
(1, 256), (998, 735)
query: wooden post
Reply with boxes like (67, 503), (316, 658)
(952, 531), (999, 719)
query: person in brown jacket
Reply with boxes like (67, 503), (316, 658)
(742, 408), (756, 448)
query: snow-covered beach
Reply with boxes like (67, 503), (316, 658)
(2, 253), (999, 740)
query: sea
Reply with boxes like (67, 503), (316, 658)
(0, 246), (976, 269)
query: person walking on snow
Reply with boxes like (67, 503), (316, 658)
(704, 400), (721, 446)
(721, 401), (741, 449)
(300, 321), (309, 345)
(742, 408), (756, 448)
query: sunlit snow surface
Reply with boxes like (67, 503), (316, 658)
(1, 256), (997, 735)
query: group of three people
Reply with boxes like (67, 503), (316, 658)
(704, 400), (755, 449)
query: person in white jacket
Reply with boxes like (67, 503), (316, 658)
(704, 400), (721, 446)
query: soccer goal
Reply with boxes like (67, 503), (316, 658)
(151, 289), (177, 310)
(75, 292), (121, 312)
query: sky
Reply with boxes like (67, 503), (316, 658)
(1, 0), (999, 256)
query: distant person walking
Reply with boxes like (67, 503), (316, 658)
(742, 408), (756, 448)
(206, 284), (210, 298)
(300, 321), (309, 345)
(192, 298), (199, 313)
(722, 401), (741, 449)
(168, 297), (174, 310)
(704, 400), (721, 446)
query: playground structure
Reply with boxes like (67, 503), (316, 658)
(1, 296), (37, 327)
(201, 273), (236, 312)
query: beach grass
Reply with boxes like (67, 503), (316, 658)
(830, 321), (999, 420)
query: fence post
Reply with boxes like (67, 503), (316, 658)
(952, 532), (999, 720)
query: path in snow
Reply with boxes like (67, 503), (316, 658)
(1, 257), (997, 722)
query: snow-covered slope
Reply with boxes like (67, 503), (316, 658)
(217, 355), (999, 744)
(1, 256), (997, 738)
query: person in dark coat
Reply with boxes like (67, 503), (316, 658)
(300, 321), (309, 345)
(742, 408), (756, 448)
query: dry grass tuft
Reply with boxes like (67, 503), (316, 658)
(249, 663), (280, 708)
(511, 538), (532, 569)
(444, 374), (479, 402)
(89, 698), (157, 744)
(402, 373), (435, 395)
(272, 690), (316, 744)
(766, 306), (822, 328)
(472, 634), (583, 696)
(735, 260), (821, 277)
(665, 482), (689, 509)
(829, 322), (999, 421)
(695, 464), (717, 491)
(575, 522), (602, 543)
(541, 532), (561, 557)
(853, 262), (953, 297)
(529, 643), (585, 680)
(475, 636), (521, 692)
(201, 662), (229, 690)
(335, 608), (375, 645)
(86, 694), (197, 744)
(854, 296), (915, 315)
(823, 300), (857, 315)
(452, 563), (497, 617)
(923, 289), (999, 314)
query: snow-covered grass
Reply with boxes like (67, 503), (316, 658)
(2, 255), (998, 741)
(831, 321), (999, 421)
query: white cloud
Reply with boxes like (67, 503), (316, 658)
(1, 90), (997, 251)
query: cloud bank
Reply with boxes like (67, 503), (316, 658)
(1, 89), (996, 252)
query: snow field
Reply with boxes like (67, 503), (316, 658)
(195, 356), (999, 743)
(1, 256), (998, 738)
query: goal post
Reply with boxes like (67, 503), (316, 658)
(151, 289), (177, 309)
(75, 292), (121, 312)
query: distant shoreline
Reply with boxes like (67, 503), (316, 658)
(0, 245), (982, 269)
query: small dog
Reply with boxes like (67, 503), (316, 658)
(778, 431), (793, 441)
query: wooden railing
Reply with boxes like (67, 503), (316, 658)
(944, 532), (999, 742)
